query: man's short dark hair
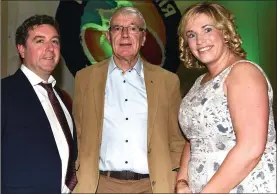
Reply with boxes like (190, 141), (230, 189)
(15, 14), (60, 47)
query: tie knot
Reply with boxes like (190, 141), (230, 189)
(39, 82), (53, 92)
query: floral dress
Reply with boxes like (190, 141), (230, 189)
(178, 60), (276, 193)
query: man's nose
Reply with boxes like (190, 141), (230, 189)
(45, 41), (54, 51)
(121, 27), (130, 38)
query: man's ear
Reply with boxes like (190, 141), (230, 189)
(106, 31), (111, 45)
(141, 31), (146, 46)
(17, 44), (25, 59)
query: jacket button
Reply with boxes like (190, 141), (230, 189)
(152, 180), (156, 185)
(148, 149), (151, 154)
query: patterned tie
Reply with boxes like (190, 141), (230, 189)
(39, 82), (77, 191)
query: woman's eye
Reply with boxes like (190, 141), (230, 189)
(205, 28), (212, 33)
(187, 33), (195, 38)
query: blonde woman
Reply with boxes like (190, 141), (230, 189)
(176, 2), (276, 193)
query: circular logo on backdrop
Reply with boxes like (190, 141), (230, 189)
(56, 0), (181, 76)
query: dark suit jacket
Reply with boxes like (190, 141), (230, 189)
(1, 69), (78, 194)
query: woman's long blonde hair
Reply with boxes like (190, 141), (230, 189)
(178, 2), (246, 69)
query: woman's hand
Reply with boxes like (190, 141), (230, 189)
(175, 180), (192, 193)
(175, 183), (191, 193)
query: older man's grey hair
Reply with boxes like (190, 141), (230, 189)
(109, 6), (147, 29)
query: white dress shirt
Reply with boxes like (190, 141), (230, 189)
(99, 57), (149, 174)
(21, 65), (73, 193)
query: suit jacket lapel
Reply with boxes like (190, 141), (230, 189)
(92, 60), (109, 140)
(143, 61), (159, 145)
(15, 70), (52, 127)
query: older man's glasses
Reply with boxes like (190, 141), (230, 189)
(109, 25), (145, 34)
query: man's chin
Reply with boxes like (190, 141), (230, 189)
(117, 54), (139, 61)
(41, 66), (57, 74)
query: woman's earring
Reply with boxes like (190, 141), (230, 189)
(223, 33), (229, 43)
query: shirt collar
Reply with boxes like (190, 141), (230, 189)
(20, 64), (56, 87)
(108, 56), (143, 76)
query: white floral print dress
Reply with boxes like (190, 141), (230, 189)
(179, 60), (276, 193)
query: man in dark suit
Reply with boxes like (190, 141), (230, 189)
(1, 15), (78, 194)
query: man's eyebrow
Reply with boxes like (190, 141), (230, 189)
(111, 23), (138, 26)
(32, 35), (45, 40)
(52, 35), (60, 40)
(32, 35), (60, 40)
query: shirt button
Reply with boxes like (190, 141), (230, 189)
(123, 80), (126, 83)
(125, 140), (128, 143)
(125, 161), (128, 164)
(126, 118), (128, 120)
(125, 99), (128, 102)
